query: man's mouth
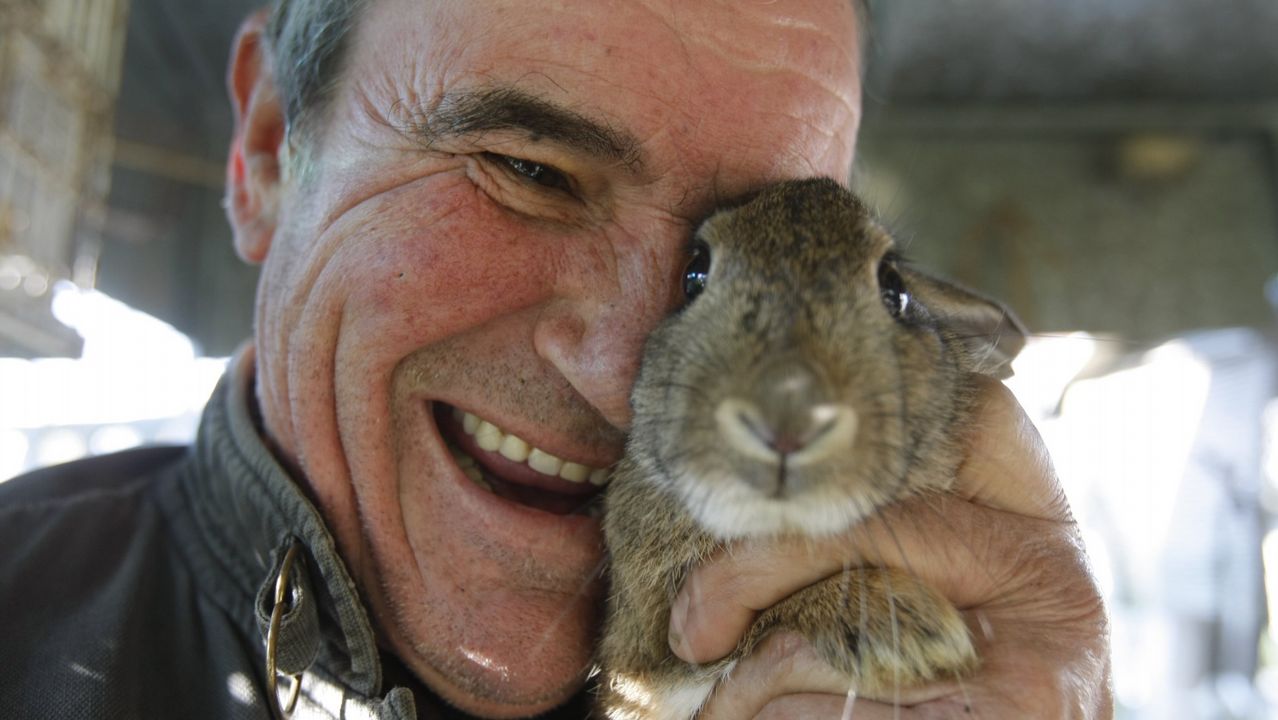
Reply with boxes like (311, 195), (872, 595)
(434, 404), (612, 517)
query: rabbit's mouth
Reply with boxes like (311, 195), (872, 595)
(434, 403), (609, 517)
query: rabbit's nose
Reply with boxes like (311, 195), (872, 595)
(716, 354), (858, 469)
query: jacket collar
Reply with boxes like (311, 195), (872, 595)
(183, 345), (386, 699)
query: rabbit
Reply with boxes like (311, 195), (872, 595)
(595, 177), (1027, 720)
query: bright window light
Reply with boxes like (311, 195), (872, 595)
(1, 281), (229, 480)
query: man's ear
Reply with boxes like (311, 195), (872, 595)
(225, 8), (285, 265)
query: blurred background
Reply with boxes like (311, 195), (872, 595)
(1, 1), (1276, 717)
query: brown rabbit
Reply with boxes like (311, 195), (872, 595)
(596, 178), (1026, 719)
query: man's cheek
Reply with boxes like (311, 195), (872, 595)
(335, 185), (562, 354)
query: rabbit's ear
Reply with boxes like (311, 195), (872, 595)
(901, 267), (1027, 380)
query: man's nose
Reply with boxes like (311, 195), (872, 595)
(532, 240), (685, 431)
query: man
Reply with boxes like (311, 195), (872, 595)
(0, 0), (1110, 717)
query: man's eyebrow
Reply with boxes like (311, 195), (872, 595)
(403, 86), (644, 171)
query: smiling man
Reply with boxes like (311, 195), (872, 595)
(0, 0), (1110, 718)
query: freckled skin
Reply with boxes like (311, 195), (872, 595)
(246, 0), (862, 717)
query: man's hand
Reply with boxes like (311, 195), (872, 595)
(667, 377), (1113, 718)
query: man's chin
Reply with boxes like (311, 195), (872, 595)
(369, 552), (602, 717)
(429, 673), (590, 720)
(397, 623), (598, 719)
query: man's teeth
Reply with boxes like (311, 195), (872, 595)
(452, 408), (611, 486)
(448, 445), (493, 491)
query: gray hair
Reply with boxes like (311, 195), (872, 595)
(264, 0), (366, 181)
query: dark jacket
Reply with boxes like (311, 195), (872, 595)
(0, 349), (591, 719)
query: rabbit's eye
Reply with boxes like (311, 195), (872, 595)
(877, 260), (910, 319)
(683, 240), (711, 301)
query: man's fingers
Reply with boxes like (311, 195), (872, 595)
(750, 693), (858, 720)
(956, 375), (1072, 523)
(695, 632), (955, 720)
(700, 629), (1111, 720)
(698, 631), (849, 720)
(668, 495), (1068, 663)
(668, 538), (815, 663)
(752, 695), (894, 720)
(755, 695), (980, 720)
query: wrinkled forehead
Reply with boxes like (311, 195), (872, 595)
(348, 0), (864, 196)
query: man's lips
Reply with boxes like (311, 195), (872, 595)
(433, 404), (610, 516)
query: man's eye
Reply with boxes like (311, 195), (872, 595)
(486, 153), (571, 192)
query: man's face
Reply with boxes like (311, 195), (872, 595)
(253, 0), (862, 715)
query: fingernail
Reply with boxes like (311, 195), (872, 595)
(669, 591), (691, 658)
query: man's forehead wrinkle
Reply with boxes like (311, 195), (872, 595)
(634, 1), (861, 112)
(735, 1), (864, 69)
(399, 85), (646, 172)
(631, 0), (698, 73)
